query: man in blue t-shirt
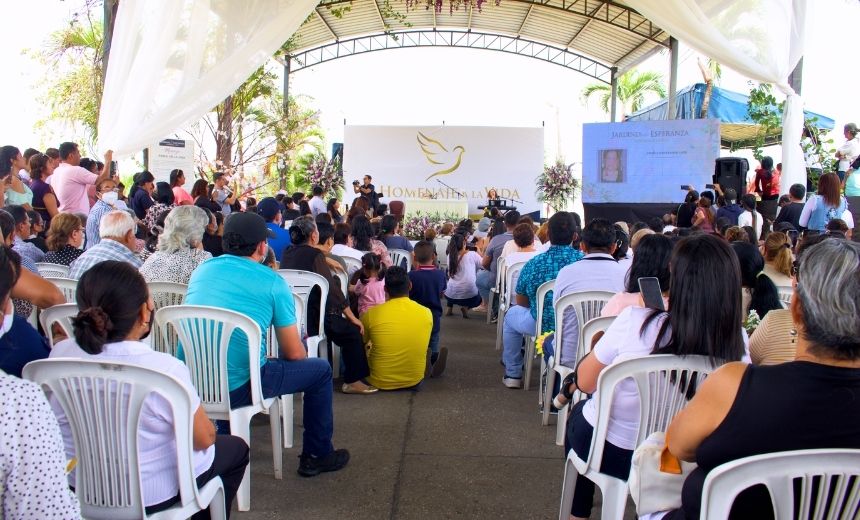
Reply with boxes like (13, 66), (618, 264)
(501, 212), (584, 388)
(185, 212), (349, 477)
(256, 197), (291, 261)
(408, 241), (448, 377)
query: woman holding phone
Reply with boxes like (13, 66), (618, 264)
(558, 234), (748, 520)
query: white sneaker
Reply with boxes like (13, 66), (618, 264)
(502, 377), (523, 389)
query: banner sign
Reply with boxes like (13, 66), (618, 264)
(149, 138), (195, 184)
(582, 119), (720, 203)
(343, 125), (544, 215)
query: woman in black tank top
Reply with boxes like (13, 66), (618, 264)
(663, 238), (860, 519)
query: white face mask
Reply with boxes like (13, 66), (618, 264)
(101, 191), (119, 205)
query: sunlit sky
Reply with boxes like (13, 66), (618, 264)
(1, 0), (858, 172)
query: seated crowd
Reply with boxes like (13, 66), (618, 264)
(0, 139), (858, 519)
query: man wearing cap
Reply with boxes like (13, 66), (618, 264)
(257, 197), (292, 261)
(185, 212), (350, 477)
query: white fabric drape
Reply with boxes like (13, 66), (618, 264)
(97, 0), (318, 158)
(630, 0), (808, 194)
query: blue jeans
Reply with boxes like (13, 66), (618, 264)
(502, 305), (536, 379)
(229, 358), (334, 458)
(476, 269), (495, 303)
(428, 328), (440, 355)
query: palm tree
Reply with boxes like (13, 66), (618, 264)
(580, 70), (666, 119)
(698, 57), (723, 118)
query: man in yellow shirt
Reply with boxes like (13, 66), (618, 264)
(361, 266), (433, 390)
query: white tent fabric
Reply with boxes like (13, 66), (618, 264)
(97, 0), (318, 158)
(630, 0), (808, 194)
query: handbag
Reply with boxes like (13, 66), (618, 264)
(628, 431), (697, 516)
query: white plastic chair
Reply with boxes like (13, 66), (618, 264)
(148, 282), (187, 357)
(700, 448), (860, 520)
(38, 303), (79, 348)
(546, 315), (617, 445)
(541, 291), (615, 432)
(558, 354), (716, 520)
(523, 279), (554, 391)
(494, 260), (526, 351)
(23, 359), (227, 520)
(487, 256), (505, 324)
(277, 269), (329, 360)
(342, 256), (362, 277)
(776, 285), (792, 309)
(35, 262), (70, 278)
(333, 269), (349, 299)
(434, 237), (450, 269)
(388, 248), (412, 271)
(154, 305), (282, 512)
(265, 294), (324, 450)
(45, 276), (78, 303)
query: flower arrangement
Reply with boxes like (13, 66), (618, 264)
(743, 309), (761, 336)
(305, 154), (345, 199)
(536, 160), (579, 213)
(401, 211), (463, 240)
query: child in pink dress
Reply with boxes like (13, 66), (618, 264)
(351, 252), (386, 315)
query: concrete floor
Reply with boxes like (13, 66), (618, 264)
(233, 311), (628, 519)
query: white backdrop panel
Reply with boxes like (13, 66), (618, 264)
(582, 119), (720, 204)
(343, 125), (544, 215)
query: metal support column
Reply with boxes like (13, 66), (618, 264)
(667, 37), (679, 120)
(609, 67), (618, 122)
(280, 55), (291, 190)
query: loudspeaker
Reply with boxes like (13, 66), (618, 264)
(714, 157), (749, 196)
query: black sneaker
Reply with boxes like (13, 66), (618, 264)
(431, 347), (448, 378)
(297, 448), (351, 477)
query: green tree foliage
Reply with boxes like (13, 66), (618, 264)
(33, 8), (104, 151)
(580, 70), (666, 119)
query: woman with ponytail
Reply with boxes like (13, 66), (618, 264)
(128, 170), (155, 220)
(762, 231), (793, 287)
(443, 233), (483, 318)
(731, 241), (782, 319)
(49, 260), (249, 515)
(738, 194), (764, 242)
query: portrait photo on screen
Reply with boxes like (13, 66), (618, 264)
(599, 149), (625, 183)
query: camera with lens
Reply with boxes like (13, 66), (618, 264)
(352, 180), (360, 185)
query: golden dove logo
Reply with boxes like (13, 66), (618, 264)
(417, 131), (465, 181)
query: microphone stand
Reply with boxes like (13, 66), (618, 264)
(436, 178), (466, 199)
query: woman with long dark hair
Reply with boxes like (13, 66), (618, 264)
(692, 196), (715, 233)
(560, 234), (747, 519)
(49, 261), (249, 515)
(601, 233), (672, 317)
(443, 233), (483, 318)
(128, 170), (155, 219)
(675, 189), (699, 228)
(732, 241), (782, 320)
(327, 198), (343, 224)
(169, 169), (193, 205)
(799, 172), (853, 232)
(280, 218), (377, 394)
(753, 156), (780, 221)
(349, 215), (391, 267)
(738, 193), (763, 242)
(0, 146), (32, 210)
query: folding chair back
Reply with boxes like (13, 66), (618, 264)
(45, 276), (78, 303)
(23, 359), (225, 520)
(35, 262), (70, 278)
(701, 449), (860, 520)
(388, 248), (412, 271)
(148, 281), (187, 357)
(38, 303), (79, 348)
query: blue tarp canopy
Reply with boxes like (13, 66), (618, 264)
(625, 83), (835, 149)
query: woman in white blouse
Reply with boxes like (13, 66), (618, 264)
(139, 205), (212, 284)
(50, 260), (248, 515)
(558, 234), (748, 520)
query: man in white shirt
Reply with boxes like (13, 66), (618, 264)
(309, 185), (328, 217)
(331, 223), (364, 275)
(211, 172), (237, 215)
(50, 142), (112, 214)
(553, 218), (628, 367)
(836, 123), (860, 181)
